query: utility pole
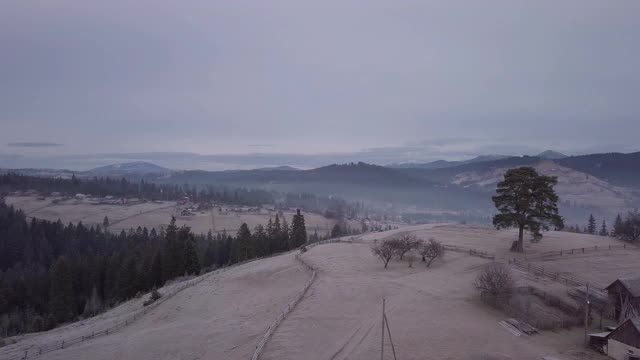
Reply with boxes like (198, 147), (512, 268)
(584, 283), (590, 346)
(381, 298), (385, 360)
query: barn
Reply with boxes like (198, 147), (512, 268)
(606, 277), (640, 319)
(606, 318), (640, 360)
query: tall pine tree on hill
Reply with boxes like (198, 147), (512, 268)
(599, 220), (608, 236)
(613, 214), (623, 238)
(183, 238), (200, 275)
(290, 209), (307, 248)
(587, 214), (597, 235)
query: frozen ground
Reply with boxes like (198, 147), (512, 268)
(1, 252), (308, 360)
(4, 196), (358, 235)
(261, 242), (601, 360)
(2, 224), (622, 360)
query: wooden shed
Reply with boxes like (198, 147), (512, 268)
(606, 277), (640, 319)
(606, 318), (640, 360)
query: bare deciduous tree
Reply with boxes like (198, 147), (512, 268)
(371, 239), (395, 269)
(474, 263), (514, 301)
(394, 234), (420, 260)
(419, 238), (445, 267)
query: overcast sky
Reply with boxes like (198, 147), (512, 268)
(1, 0), (639, 169)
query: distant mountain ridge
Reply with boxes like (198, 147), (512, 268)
(388, 154), (513, 169)
(537, 150), (568, 159)
(88, 161), (172, 176)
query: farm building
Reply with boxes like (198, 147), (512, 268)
(606, 277), (640, 319)
(606, 318), (640, 360)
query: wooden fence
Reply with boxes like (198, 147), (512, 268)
(442, 244), (495, 260)
(525, 243), (635, 261)
(250, 238), (342, 360)
(8, 245), (317, 360)
(508, 258), (604, 293)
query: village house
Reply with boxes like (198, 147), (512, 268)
(606, 277), (640, 319)
(606, 318), (640, 360)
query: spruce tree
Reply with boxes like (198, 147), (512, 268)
(599, 220), (608, 236)
(163, 217), (179, 281)
(613, 214), (623, 238)
(103, 216), (110, 228)
(49, 257), (74, 323)
(235, 223), (252, 262)
(183, 239), (200, 275)
(280, 216), (290, 251)
(150, 252), (163, 288)
(331, 224), (342, 238)
(588, 214), (597, 235)
(290, 209), (307, 248)
(117, 256), (138, 299)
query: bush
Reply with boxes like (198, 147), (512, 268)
(474, 263), (514, 305)
(143, 289), (162, 307)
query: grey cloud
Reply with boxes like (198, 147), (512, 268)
(8, 142), (63, 147)
(0, 1), (638, 157)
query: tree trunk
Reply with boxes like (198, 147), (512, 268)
(510, 226), (524, 252)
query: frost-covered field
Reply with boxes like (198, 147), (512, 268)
(2, 224), (624, 360)
(5, 196), (358, 235)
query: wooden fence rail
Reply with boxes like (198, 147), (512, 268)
(508, 258), (604, 293)
(250, 238), (342, 360)
(525, 243), (634, 261)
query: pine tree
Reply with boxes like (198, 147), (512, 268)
(290, 209), (307, 248)
(83, 285), (102, 316)
(599, 220), (608, 236)
(150, 252), (163, 288)
(280, 216), (290, 251)
(613, 214), (623, 238)
(103, 216), (110, 228)
(492, 167), (563, 251)
(331, 224), (342, 238)
(49, 257), (74, 323)
(235, 223), (253, 262)
(272, 215), (282, 252)
(183, 238), (200, 275)
(588, 214), (597, 235)
(117, 256), (138, 299)
(163, 217), (180, 280)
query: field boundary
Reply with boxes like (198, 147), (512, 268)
(250, 238), (343, 360)
(508, 258), (605, 292)
(523, 243), (636, 261)
(442, 244), (495, 260)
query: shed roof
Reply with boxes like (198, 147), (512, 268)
(607, 318), (640, 341)
(606, 277), (640, 298)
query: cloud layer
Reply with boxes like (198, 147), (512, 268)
(1, 1), (639, 160)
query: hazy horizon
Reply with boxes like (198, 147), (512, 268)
(3, 0), (640, 168)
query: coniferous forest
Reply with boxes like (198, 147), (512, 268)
(0, 173), (365, 218)
(0, 199), (312, 337)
